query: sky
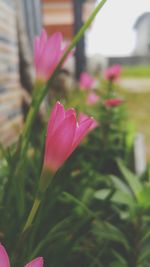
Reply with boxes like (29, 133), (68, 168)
(86, 0), (150, 56)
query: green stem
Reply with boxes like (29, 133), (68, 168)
(23, 198), (41, 233)
(17, 0), (108, 159)
(13, 197), (41, 263)
(108, 79), (113, 95)
(11, 0), (108, 214)
(23, 166), (54, 232)
(58, 0), (108, 70)
(20, 105), (35, 158)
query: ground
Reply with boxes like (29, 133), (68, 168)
(118, 77), (150, 161)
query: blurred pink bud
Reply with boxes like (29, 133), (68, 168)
(25, 257), (43, 267)
(104, 65), (121, 81)
(0, 243), (43, 267)
(34, 29), (70, 82)
(86, 92), (100, 105)
(44, 102), (95, 173)
(104, 98), (123, 107)
(79, 112), (99, 131)
(79, 72), (95, 90)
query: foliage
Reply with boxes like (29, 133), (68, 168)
(0, 2), (150, 265)
(118, 89), (150, 161)
(95, 159), (150, 267)
(122, 65), (150, 78)
(0, 68), (139, 267)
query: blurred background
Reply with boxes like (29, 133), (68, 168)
(0, 0), (150, 160)
(1, 1), (150, 266)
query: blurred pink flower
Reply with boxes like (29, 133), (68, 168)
(44, 101), (95, 173)
(34, 29), (70, 82)
(86, 92), (100, 105)
(104, 65), (121, 81)
(79, 112), (99, 131)
(79, 72), (95, 90)
(104, 98), (123, 107)
(0, 243), (43, 267)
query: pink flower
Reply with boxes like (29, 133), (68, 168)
(0, 243), (43, 267)
(104, 65), (121, 81)
(86, 92), (100, 105)
(79, 72), (95, 90)
(44, 101), (95, 173)
(34, 29), (68, 81)
(104, 98), (123, 107)
(78, 113), (99, 131)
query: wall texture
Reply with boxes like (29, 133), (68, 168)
(0, 0), (41, 146)
(0, 0), (23, 146)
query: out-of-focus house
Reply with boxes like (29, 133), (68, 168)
(134, 12), (150, 56)
(42, 0), (96, 78)
(0, 0), (96, 146)
(42, 0), (95, 40)
(109, 12), (150, 66)
(42, 0), (73, 41)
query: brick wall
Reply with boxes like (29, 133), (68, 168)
(0, 0), (23, 146)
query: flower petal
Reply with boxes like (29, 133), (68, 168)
(78, 112), (89, 124)
(34, 36), (40, 66)
(0, 244), (10, 267)
(45, 102), (66, 165)
(61, 44), (75, 67)
(79, 72), (95, 90)
(65, 108), (76, 118)
(34, 29), (47, 66)
(79, 113), (98, 132)
(46, 101), (65, 139)
(40, 32), (62, 78)
(45, 32), (62, 56)
(89, 119), (99, 131)
(72, 117), (94, 151)
(87, 92), (100, 105)
(40, 29), (47, 48)
(45, 114), (76, 172)
(25, 257), (44, 267)
(34, 30), (66, 81)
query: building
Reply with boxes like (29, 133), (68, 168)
(0, 0), (41, 145)
(42, 0), (95, 40)
(134, 12), (150, 56)
(108, 12), (150, 66)
(42, 0), (96, 78)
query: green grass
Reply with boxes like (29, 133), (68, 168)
(122, 65), (150, 78)
(119, 88), (150, 161)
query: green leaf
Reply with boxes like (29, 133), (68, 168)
(94, 189), (112, 200)
(139, 246), (150, 263)
(62, 192), (96, 218)
(111, 250), (128, 266)
(111, 190), (134, 206)
(29, 216), (73, 259)
(141, 229), (150, 244)
(81, 187), (95, 205)
(137, 186), (150, 208)
(93, 221), (130, 250)
(109, 261), (127, 267)
(117, 159), (142, 198)
(109, 175), (132, 195)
